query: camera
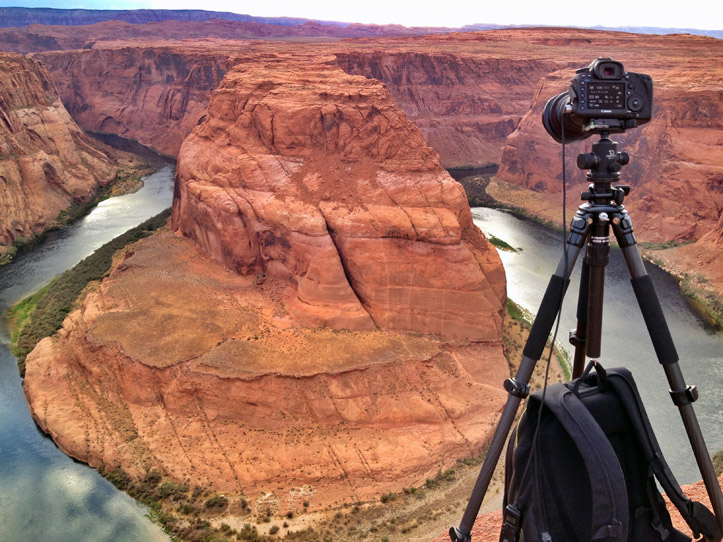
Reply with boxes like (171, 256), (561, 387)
(542, 58), (653, 143)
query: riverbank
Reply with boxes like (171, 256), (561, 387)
(8, 208), (171, 375)
(0, 156), (154, 267)
(640, 246), (723, 330)
(0, 149), (176, 542)
(482, 175), (723, 331)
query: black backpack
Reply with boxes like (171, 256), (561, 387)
(501, 362), (722, 542)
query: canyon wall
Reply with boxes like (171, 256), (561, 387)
(21, 29), (723, 295)
(23, 54), (508, 510)
(0, 52), (121, 257)
(335, 51), (559, 167)
(36, 46), (238, 157)
(34, 41), (561, 167)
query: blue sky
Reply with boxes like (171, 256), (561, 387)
(1, 0), (722, 30)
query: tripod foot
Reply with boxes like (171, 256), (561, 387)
(449, 526), (471, 542)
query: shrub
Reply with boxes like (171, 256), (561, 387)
(204, 494), (229, 509)
(157, 480), (189, 500)
(380, 492), (396, 504)
(714, 450), (723, 476)
(101, 465), (131, 491)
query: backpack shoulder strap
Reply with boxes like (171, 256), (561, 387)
(606, 368), (722, 542)
(531, 382), (629, 541)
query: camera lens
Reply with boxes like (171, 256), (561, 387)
(541, 92), (589, 143)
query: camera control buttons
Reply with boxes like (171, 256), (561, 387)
(628, 96), (644, 112)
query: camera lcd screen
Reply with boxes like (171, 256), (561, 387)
(587, 83), (625, 109)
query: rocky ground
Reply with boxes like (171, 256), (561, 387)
(23, 228), (509, 509)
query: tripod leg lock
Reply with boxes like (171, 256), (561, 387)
(504, 378), (530, 399)
(669, 385), (699, 406)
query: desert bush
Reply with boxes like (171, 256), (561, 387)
(157, 480), (189, 500)
(204, 494), (229, 510)
(714, 450), (723, 476)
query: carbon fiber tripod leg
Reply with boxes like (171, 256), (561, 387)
(616, 237), (723, 535)
(449, 240), (583, 542)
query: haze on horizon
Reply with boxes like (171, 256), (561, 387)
(1, 0), (722, 31)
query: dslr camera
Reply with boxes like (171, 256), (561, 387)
(542, 58), (653, 143)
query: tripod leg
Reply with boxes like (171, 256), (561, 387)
(450, 240), (584, 542)
(615, 231), (723, 534)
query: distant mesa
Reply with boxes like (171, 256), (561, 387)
(0, 7), (342, 28)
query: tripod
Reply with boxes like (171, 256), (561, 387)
(450, 132), (723, 541)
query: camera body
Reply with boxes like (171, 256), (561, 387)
(542, 58), (653, 143)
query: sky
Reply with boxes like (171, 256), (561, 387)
(1, 0), (722, 31)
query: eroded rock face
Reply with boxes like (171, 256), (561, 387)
(0, 52), (118, 253)
(36, 47), (237, 157)
(335, 52), (558, 168)
(172, 55), (506, 339)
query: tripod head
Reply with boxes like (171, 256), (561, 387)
(576, 132), (631, 206)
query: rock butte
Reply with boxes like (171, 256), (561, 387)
(23, 54), (508, 509)
(172, 55), (506, 338)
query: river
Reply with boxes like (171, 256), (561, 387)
(472, 206), (723, 485)
(0, 143), (174, 542)
(0, 160), (720, 540)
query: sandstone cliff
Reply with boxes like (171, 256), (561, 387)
(23, 55), (508, 511)
(36, 46), (238, 157)
(0, 52), (124, 260)
(173, 54), (506, 338)
(335, 52), (559, 168)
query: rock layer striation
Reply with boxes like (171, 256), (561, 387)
(36, 46), (238, 157)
